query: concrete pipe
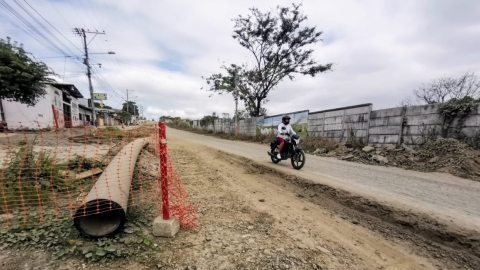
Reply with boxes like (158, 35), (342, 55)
(74, 138), (149, 237)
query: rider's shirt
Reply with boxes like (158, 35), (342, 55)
(277, 123), (296, 140)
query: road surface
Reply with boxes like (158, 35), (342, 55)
(168, 127), (480, 232)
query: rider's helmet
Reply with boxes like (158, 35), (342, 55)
(282, 115), (291, 125)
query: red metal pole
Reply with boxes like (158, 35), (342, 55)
(51, 105), (59, 130)
(159, 122), (170, 220)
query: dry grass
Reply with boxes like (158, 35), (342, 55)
(167, 122), (344, 152)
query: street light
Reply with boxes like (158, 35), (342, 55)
(90, 51), (116, 54)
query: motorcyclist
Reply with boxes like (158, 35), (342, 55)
(276, 115), (296, 159)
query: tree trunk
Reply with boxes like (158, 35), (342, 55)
(254, 98), (262, 117)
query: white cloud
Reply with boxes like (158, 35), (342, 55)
(1, 0), (479, 120)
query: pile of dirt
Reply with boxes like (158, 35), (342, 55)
(310, 138), (480, 181)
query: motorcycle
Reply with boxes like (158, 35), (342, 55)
(267, 134), (306, 170)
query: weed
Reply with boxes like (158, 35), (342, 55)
(67, 155), (105, 172)
(0, 143), (65, 213)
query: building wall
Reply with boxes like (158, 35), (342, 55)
(2, 85), (61, 130)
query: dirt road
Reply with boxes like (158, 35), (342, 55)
(164, 136), (436, 269)
(163, 127), (480, 269)
(168, 128), (480, 231)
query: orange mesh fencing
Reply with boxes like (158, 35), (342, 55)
(0, 121), (198, 230)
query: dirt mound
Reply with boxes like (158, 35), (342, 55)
(311, 138), (480, 181)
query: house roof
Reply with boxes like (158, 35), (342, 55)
(50, 83), (84, 99)
(78, 104), (92, 111)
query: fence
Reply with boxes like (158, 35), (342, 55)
(188, 102), (480, 146)
(0, 121), (197, 231)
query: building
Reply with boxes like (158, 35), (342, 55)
(0, 83), (84, 130)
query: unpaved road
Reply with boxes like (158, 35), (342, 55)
(164, 127), (480, 269)
(168, 128), (480, 231)
(165, 137), (438, 270)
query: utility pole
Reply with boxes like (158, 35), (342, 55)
(74, 28), (114, 127)
(126, 89), (135, 125)
(234, 73), (239, 136)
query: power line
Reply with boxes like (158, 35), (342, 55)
(22, 0), (84, 54)
(0, 0), (85, 70)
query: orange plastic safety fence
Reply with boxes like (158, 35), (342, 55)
(0, 121), (198, 231)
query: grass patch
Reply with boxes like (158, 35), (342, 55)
(167, 122), (345, 153)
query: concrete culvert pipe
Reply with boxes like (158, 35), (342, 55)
(74, 139), (149, 237)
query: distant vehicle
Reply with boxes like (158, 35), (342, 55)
(267, 134), (306, 170)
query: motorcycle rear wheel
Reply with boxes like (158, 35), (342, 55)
(291, 150), (305, 170)
(271, 148), (281, 164)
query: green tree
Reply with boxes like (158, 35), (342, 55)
(118, 111), (132, 124)
(203, 4), (332, 116)
(0, 37), (54, 106)
(122, 101), (138, 115)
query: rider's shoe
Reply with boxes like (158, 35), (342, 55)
(276, 153), (281, 159)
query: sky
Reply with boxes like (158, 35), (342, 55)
(1, 0), (479, 120)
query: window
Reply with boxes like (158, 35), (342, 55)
(79, 114), (83, 121)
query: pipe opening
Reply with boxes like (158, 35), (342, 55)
(74, 199), (126, 238)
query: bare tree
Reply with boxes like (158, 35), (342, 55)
(203, 4), (332, 117)
(398, 96), (417, 107)
(413, 72), (480, 104)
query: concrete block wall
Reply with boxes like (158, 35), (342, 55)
(369, 103), (480, 146)
(368, 107), (404, 145)
(187, 103), (480, 146)
(307, 104), (372, 142)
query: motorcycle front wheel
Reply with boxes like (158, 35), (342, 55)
(291, 150), (305, 170)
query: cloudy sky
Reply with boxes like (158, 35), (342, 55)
(1, 0), (479, 120)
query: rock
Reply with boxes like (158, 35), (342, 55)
(0, 213), (14, 222)
(313, 148), (328, 155)
(375, 150), (382, 155)
(247, 226), (254, 230)
(429, 156), (439, 163)
(40, 180), (50, 187)
(372, 155), (389, 164)
(352, 221), (359, 225)
(259, 199), (265, 202)
(342, 154), (354, 160)
(362, 146), (375, 153)
(394, 148), (405, 152)
(401, 143), (416, 154)
(384, 144), (396, 151)
(344, 143), (353, 148)
(316, 246), (331, 253)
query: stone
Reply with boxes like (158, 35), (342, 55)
(362, 146), (375, 153)
(152, 216), (180, 238)
(372, 155), (389, 164)
(342, 154), (354, 160)
(313, 148), (328, 155)
(384, 144), (396, 151)
(316, 246), (331, 253)
(0, 213), (14, 222)
(429, 156), (439, 163)
(259, 199), (265, 202)
(247, 226), (254, 230)
(401, 143), (416, 154)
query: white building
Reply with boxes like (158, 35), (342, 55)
(0, 83), (84, 130)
